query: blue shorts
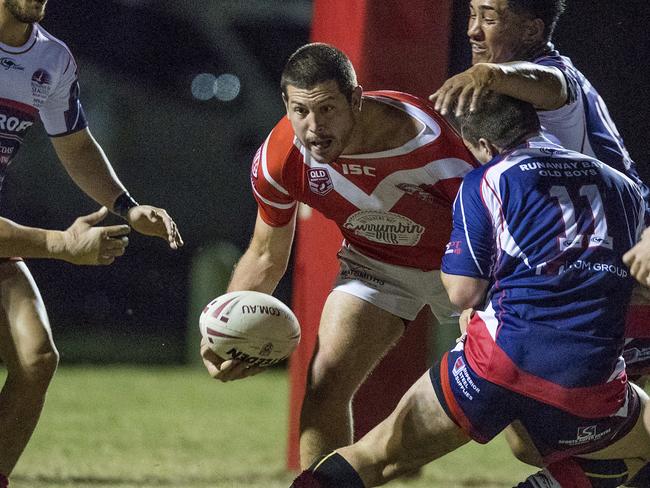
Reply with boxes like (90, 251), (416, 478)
(430, 348), (640, 463)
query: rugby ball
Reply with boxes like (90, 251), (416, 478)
(199, 291), (300, 367)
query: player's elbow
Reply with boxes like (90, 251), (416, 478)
(441, 272), (486, 310)
(446, 288), (482, 311)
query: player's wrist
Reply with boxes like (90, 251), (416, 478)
(112, 192), (139, 219)
(45, 230), (68, 260)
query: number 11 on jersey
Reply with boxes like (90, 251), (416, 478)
(550, 184), (613, 251)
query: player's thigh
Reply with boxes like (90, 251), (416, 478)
(343, 372), (470, 480)
(0, 261), (56, 371)
(310, 290), (404, 388)
(579, 384), (650, 462)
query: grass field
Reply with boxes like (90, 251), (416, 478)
(4, 366), (537, 488)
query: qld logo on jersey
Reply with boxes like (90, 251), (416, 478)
(343, 211), (424, 246)
(308, 168), (333, 196)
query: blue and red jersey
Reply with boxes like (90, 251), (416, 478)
(442, 135), (645, 418)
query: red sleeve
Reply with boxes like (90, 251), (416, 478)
(250, 120), (298, 227)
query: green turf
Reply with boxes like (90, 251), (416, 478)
(4, 366), (536, 487)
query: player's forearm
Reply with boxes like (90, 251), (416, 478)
(0, 217), (66, 259)
(52, 129), (128, 210)
(487, 61), (567, 111)
(227, 249), (287, 294)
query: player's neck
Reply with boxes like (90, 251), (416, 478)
(344, 98), (423, 155)
(0, 11), (32, 47)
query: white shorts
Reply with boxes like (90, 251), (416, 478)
(333, 244), (459, 326)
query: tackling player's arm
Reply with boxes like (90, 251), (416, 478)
(624, 227), (650, 288)
(0, 208), (129, 265)
(50, 128), (183, 249)
(201, 210), (297, 382)
(430, 62), (567, 117)
(440, 273), (489, 311)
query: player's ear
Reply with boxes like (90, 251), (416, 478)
(478, 138), (499, 160)
(523, 18), (545, 44)
(351, 86), (363, 111)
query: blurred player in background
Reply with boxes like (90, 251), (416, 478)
(291, 94), (650, 488)
(200, 42), (478, 468)
(0, 0), (183, 484)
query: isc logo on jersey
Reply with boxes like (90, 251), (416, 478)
(0, 114), (33, 133)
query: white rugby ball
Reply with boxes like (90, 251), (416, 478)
(199, 291), (300, 367)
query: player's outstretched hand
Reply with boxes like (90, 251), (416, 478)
(429, 64), (497, 117)
(60, 207), (130, 265)
(624, 228), (650, 287)
(200, 337), (264, 382)
(127, 205), (183, 250)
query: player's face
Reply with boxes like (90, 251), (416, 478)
(3, 0), (48, 23)
(467, 0), (533, 64)
(284, 81), (361, 164)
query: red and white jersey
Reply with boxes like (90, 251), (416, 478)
(0, 23), (87, 181)
(251, 91), (478, 270)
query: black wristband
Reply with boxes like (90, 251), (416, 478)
(112, 192), (139, 218)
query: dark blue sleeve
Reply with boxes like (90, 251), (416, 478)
(441, 171), (494, 279)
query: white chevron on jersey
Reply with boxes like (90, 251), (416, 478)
(298, 144), (473, 211)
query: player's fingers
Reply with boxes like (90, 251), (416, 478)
(455, 84), (475, 117)
(224, 361), (256, 381)
(241, 365), (265, 378)
(105, 224), (131, 237)
(97, 255), (116, 266)
(161, 215), (183, 249)
(168, 221), (184, 249)
(439, 83), (463, 116)
(213, 359), (242, 382)
(78, 206), (109, 226)
(623, 249), (633, 266)
(102, 245), (126, 257)
(431, 83), (452, 112)
(202, 360), (220, 378)
(469, 84), (485, 113)
(628, 257), (642, 281)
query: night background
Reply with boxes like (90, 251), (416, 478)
(2, 0), (648, 364)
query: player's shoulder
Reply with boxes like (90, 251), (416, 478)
(257, 116), (302, 178)
(32, 24), (75, 60)
(533, 47), (577, 75)
(365, 89), (466, 146)
(365, 90), (443, 123)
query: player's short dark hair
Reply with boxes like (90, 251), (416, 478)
(507, 0), (566, 40)
(281, 43), (357, 102)
(460, 94), (540, 149)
